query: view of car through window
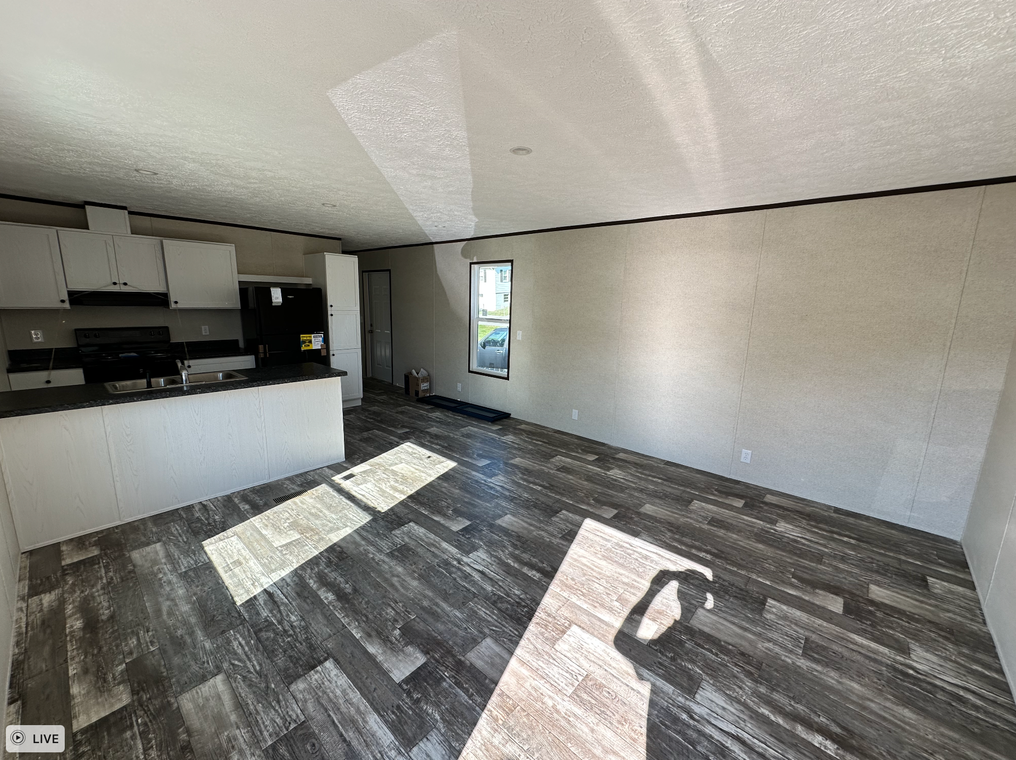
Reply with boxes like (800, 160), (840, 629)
(470, 261), (512, 377)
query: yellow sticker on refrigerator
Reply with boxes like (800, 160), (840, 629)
(301, 333), (325, 350)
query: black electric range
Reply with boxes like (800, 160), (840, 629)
(75, 326), (179, 384)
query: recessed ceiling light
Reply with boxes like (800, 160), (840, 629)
(321, 202), (337, 208)
(509, 146), (532, 156)
(135, 168), (158, 176)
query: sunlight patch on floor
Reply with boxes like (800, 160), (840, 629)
(204, 443), (456, 604)
(460, 519), (712, 760)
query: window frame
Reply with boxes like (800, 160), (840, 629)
(468, 259), (514, 381)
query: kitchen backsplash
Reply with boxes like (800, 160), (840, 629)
(0, 306), (242, 350)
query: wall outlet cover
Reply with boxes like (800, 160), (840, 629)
(201, 325), (210, 335)
(572, 409), (579, 420)
(457, 383), (462, 391)
(741, 449), (752, 463)
(30, 330), (43, 343)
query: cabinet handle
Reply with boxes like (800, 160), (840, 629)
(112, 281), (118, 285)
(59, 299), (66, 303)
(173, 300), (179, 304)
(122, 281), (128, 286)
(44, 379), (52, 385)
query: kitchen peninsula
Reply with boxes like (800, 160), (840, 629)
(0, 363), (346, 549)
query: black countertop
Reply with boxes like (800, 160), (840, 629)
(0, 363), (346, 420)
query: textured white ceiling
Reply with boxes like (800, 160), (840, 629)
(0, 1), (1013, 250)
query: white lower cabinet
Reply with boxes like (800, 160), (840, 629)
(7, 368), (86, 391)
(329, 349), (363, 406)
(181, 355), (256, 372)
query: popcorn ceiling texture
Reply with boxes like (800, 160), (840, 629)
(0, 0), (1014, 249)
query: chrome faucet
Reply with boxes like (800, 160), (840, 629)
(176, 359), (190, 384)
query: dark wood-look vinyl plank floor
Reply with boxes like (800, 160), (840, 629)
(5, 379), (1016, 759)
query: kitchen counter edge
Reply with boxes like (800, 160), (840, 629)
(0, 363), (347, 420)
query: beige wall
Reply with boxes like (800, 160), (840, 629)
(965, 326), (1016, 690)
(0, 198), (342, 350)
(359, 183), (1016, 539)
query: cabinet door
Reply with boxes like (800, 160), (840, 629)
(329, 312), (360, 350)
(329, 348), (363, 400)
(163, 240), (240, 308)
(325, 255), (359, 311)
(114, 236), (167, 292)
(0, 225), (69, 309)
(8, 369), (85, 391)
(58, 230), (119, 291)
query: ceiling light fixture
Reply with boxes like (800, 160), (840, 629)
(509, 146), (532, 156)
(321, 202), (337, 207)
(135, 168), (158, 176)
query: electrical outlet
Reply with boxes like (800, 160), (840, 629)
(572, 409), (579, 420)
(457, 383), (462, 391)
(30, 330), (43, 343)
(201, 325), (209, 336)
(740, 449), (752, 463)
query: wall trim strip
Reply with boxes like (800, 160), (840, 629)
(349, 175), (1016, 253)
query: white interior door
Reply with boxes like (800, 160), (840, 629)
(367, 271), (393, 384)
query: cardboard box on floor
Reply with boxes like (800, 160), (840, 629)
(404, 370), (432, 399)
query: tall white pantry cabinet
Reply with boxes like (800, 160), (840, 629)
(305, 252), (363, 407)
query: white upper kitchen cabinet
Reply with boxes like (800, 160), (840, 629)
(0, 224), (69, 309)
(58, 229), (120, 291)
(325, 254), (359, 311)
(163, 239), (240, 309)
(114, 236), (167, 292)
(60, 230), (167, 293)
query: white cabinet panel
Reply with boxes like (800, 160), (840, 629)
(103, 388), (268, 521)
(0, 224), (69, 309)
(182, 355), (256, 372)
(329, 313), (360, 350)
(163, 240), (240, 309)
(325, 255), (359, 311)
(58, 230), (119, 291)
(8, 369), (85, 391)
(114, 236), (167, 292)
(329, 349), (363, 402)
(0, 408), (120, 549)
(261, 377), (345, 480)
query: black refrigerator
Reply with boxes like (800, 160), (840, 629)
(240, 286), (328, 367)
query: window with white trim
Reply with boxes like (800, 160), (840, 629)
(470, 261), (512, 379)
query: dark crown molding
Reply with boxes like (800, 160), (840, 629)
(348, 174), (1016, 253)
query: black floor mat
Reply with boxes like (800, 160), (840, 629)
(417, 394), (511, 422)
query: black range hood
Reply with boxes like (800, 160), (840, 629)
(67, 290), (170, 308)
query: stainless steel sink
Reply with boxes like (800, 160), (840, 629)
(105, 371), (246, 394)
(187, 371), (246, 384)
